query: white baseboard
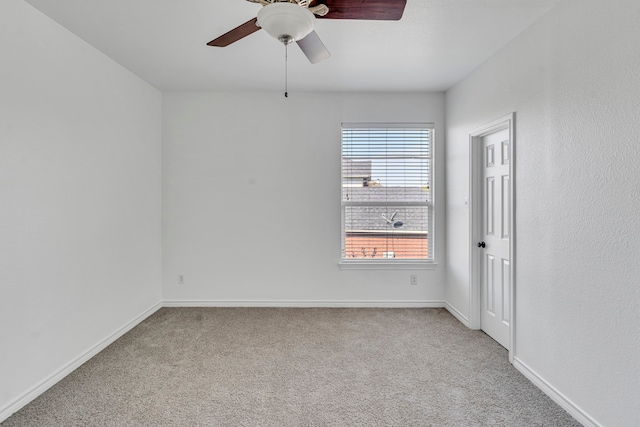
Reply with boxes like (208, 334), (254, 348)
(163, 300), (446, 308)
(513, 357), (601, 427)
(0, 302), (162, 424)
(444, 302), (470, 327)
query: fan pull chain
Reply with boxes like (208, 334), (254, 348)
(284, 42), (288, 98)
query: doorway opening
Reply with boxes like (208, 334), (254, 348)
(469, 113), (515, 362)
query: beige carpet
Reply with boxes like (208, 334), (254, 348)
(2, 308), (581, 426)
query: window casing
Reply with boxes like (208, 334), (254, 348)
(340, 123), (434, 268)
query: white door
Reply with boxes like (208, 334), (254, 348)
(479, 128), (510, 349)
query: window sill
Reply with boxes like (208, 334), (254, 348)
(338, 260), (438, 270)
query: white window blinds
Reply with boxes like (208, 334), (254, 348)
(341, 124), (433, 261)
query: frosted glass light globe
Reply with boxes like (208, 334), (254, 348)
(257, 3), (315, 44)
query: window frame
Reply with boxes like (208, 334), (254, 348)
(338, 122), (437, 270)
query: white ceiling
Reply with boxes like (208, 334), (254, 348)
(23, 0), (560, 93)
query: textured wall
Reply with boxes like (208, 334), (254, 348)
(162, 92), (446, 304)
(0, 0), (162, 418)
(445, 0), (640, 425)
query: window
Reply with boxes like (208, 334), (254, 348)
(340, 123), (434, 267)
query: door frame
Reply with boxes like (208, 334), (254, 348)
(468, 113), (515, 362)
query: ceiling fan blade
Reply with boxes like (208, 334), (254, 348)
(314, 0), (406, 21)
(207, 18), (260, 47)
(296, 30), (331, 64)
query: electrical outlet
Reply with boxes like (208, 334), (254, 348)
(178, 274), (184, 285)
(410, 274), (418, 286)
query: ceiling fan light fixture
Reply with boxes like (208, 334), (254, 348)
(257, 2), (315, 44)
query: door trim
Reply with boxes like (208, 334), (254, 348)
(469, 113), (515, 362)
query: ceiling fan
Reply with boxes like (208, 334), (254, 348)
(207, 0), (407, 64)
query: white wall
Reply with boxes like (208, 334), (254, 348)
(445, 0), (640, 425)
(163, 92), (445, 304)
(0, 0), (162, 418)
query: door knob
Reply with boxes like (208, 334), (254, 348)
(477, 241), (486, 248)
